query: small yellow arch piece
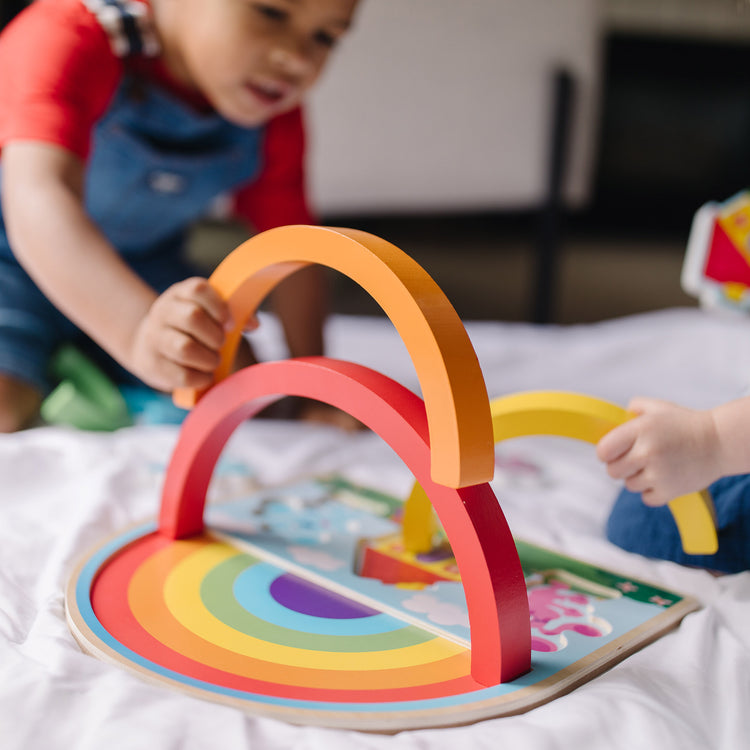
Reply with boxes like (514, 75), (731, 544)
(404, 391), (718, 556)
(172, 225), (494, 489)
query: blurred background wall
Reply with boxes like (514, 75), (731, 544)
(193, 0), (750, 324)
(4, 0), (749, 324)
(298, 0), (750, 323)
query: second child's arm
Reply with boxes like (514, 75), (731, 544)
(596, 395), (750, 505)
(1, 140), (231, 392)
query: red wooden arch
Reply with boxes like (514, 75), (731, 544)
(159, 357), (530, 686)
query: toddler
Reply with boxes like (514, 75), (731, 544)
(0, 0), (358, 431)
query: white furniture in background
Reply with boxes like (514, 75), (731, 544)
(306, 0), (603, 321)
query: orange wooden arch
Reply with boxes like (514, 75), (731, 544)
(160, 357), (530, 686)
(172, 225), (493, 489)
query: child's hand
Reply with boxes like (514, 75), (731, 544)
(596, 397), (722, 506)
(129, 278), (232, 392)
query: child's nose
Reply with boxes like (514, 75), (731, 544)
(269, 42), (314, 79)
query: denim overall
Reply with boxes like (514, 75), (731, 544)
(607, 477), (750, 574)
(0, 1), (264, 391)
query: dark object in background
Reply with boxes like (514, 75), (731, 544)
(1, 1), (28, 31)
(593, 33), (750, 233)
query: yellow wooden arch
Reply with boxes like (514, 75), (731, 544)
(403, 391), (718, 556)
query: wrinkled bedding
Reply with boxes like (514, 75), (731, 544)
(1, 308), (748, 749)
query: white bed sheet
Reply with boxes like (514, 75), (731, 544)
(1, 308), (749, 749)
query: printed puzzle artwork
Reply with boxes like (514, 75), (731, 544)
(67, 477), (699, 731)
(65, 226), (715, 731)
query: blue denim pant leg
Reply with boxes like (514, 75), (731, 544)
(0, 257), (73, 394)
(606, 475), (750, 573)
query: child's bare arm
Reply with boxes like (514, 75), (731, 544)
(1, 140), (230, 391)
(271, 264), (327, 358)
(596, 395), (750, 506)
(269, 262), (361, 430)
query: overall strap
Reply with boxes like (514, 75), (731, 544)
(81, 0), (159, 58)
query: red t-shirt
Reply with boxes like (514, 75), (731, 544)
(0, 0), (315, 232)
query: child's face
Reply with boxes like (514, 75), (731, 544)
(158, 0), (358, 126)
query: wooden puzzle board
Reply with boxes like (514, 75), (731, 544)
(66, 477), (699, 732)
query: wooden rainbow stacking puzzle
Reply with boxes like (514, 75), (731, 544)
(65, 226), (719, 731)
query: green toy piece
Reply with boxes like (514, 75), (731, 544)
(41, 345), (132, 431)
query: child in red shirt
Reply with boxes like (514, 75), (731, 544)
(0, 0), (357, 431)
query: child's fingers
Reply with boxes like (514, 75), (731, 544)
(138, 343), (216, 391)
(602, 454), (666, 506)
(596, 419), (638, 464)
(167, 297), (226, 352)
(159, 278), (235, 352)
(623, 467), (650, 494)
(638, 487), (668, 507)
(158, 359), (215, 390)
(173, 278), (234, 333)
(623, 473), (668, 506)
(627, 395), (671, 416)
(159, 328), (222, 373)
(603, 451), (645, 483)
